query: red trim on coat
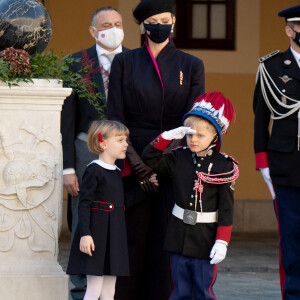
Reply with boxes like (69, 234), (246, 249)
(215, 225), (232, 244)
(146, 39), (165, 132)
(274, 196), (286, 297)
(91, 201), (114, 211)
(255, 152), (269, 170)
(121, 159), (132, 177)
(146, 39), (165, 98)
(208, 264), (217, 300)
(150, 134), (171, 151)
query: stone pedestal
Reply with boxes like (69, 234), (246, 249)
(0, 79), (71, 300)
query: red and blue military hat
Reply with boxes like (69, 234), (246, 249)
(183, 91), (236, 151)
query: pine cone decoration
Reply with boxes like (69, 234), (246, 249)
(0, 47), (31, 76)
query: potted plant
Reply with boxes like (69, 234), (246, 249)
(0, 47), (106, 118)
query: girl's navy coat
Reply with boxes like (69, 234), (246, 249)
(67, 161), (129, 276)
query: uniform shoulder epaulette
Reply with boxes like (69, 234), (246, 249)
(220, 152), (239, 165)
(258, 50), (280, 63)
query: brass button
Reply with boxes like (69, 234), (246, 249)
(190, 203), (193, 206)
(109, 205), (113, 209)
(191, 195), (194, 198)
(197, 164), (201, 167)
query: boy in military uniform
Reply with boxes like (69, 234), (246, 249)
(142, 91), (239, 300)
(253, 4), (300, 299)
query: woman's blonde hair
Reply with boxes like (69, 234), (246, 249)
(87, 120), (129, 154)
(140, 23), (145, 34)
(184, 115), (217, 134)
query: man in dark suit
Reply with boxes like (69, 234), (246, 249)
(61, 6), (127, 300)
(253, 5), (300, 299)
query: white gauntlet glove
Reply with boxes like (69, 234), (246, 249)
(260, 167), (275, 199)
(161, 126), (196, 140)
(210, 240), (228, 264)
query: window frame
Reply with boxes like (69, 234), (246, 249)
(173, 0), (236, 50)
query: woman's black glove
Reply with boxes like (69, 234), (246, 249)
(126, 144), (158, 193)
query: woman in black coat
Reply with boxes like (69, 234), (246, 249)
(107, 1), (205, 299)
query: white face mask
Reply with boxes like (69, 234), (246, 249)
(94, 26), (124, 49)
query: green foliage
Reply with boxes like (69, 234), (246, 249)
(0, 59), (10, 82)
(0, 49), (106, 119)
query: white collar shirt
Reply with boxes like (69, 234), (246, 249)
(290, 46), (300, 67)
(96, 43), (122, 71)
(88, 159), (120, 171)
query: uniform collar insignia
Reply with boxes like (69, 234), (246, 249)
(192, 144), (216, 160)
(205, 144), (216, 157)
(279, 75), (293, 84)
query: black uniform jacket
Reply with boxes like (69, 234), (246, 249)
(107, 39), (205, 156)
(254, 48), (300, 187)
(67, 162), (129, 276)
(61, 44), (128, 169)
(142, 143), (234, 259)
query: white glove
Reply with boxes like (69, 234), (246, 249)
(210, 240), (228, 264)
(161, 126), (196, 140)
(260, 167), (276, 199)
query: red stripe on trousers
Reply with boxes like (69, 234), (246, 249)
(208, 264), (217, 300)
(169, 262), (176, 300)
(274, 196), (286, 297)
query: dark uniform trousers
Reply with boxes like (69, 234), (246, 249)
(254, 48), (300, 300)
(170, 254), (217, 300)
(274, 185), (300, 300)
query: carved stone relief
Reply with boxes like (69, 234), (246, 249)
(0, 118), (58, 254)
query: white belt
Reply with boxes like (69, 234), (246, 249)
(172, 204), (218, 225)
(77, 132), (88, 142)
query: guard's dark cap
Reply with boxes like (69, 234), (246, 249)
(133, 0), (174, 24)
(278, 4), (300, 24)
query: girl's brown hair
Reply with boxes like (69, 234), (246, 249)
(87, 120), (129, 154)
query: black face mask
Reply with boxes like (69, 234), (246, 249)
(144, 23), (172, 44)
(292, 28), (300, 47)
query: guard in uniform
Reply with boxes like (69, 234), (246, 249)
(142, 92), (239, 300)
(253, 5), (300, 299)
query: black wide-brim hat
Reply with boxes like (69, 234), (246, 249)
(133, 0), (175, 24)
(278, 4), (300, 24)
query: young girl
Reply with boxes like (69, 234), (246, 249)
(67, 120), (130, 300)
